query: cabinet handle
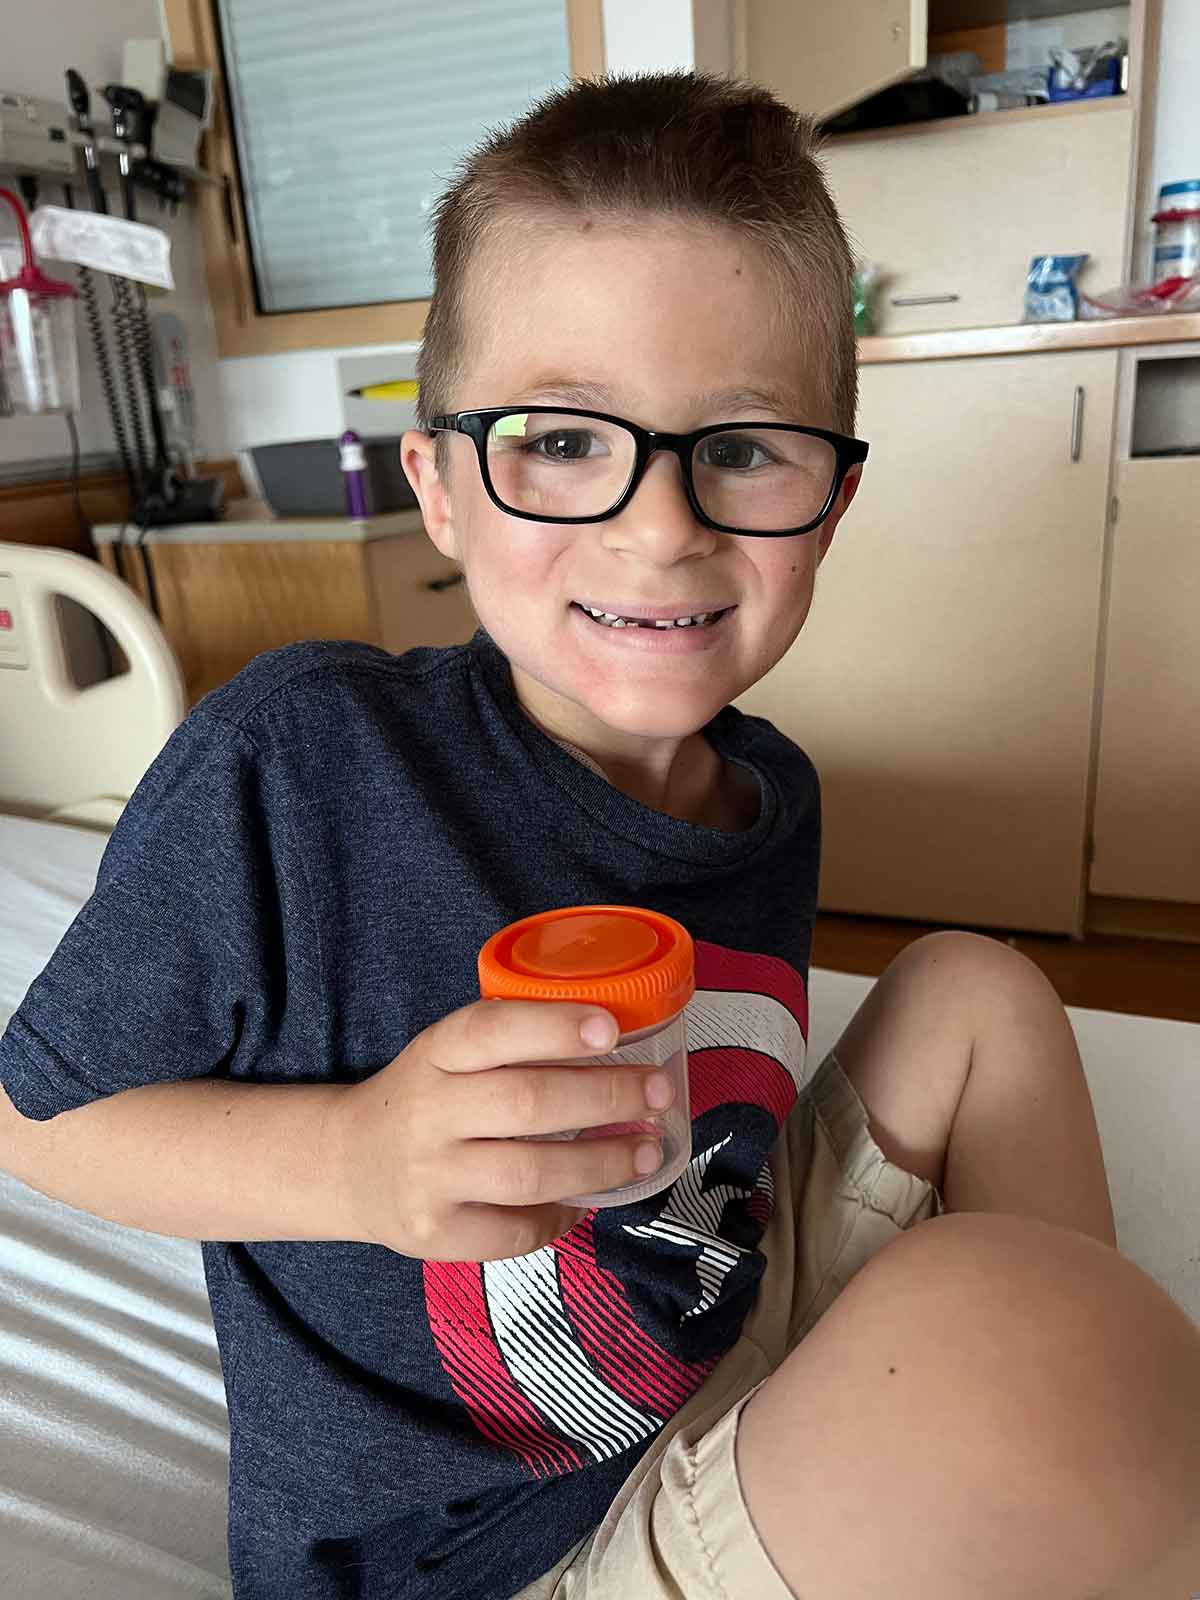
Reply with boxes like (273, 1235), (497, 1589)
(425, 572), (465, 592)
(221, 174), (239, 246)
(1070, 386), (1084, 462)
(889, 293), (960, 307)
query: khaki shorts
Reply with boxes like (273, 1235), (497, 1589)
(517, 1050), (944, 1600)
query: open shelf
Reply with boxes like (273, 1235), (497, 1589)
(932, 0), (1128, 25)
(859, 314), (1200, 365)
(825, 90), (1128, 145)
(1131, 356), (1200, 458)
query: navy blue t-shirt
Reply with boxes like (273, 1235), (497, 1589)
(0, 629), (820, 1599)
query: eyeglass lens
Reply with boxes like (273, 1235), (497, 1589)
(485, 412), (838, 531)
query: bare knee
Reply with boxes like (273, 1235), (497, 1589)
(739, 1212), (1200, 1597)
(893, 927), (1054, 1002)
(864, 1212), (1200, 1490)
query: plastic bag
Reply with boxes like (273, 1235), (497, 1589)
(853, 260), (882, 336)
(1024, 254), (1088, 322)
(1047, 41), (1123, 102)
(1079, 276), (1200, 319)
(29, 206), (174, 291)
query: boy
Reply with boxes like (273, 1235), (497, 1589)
(3, 70), (1199, 1600)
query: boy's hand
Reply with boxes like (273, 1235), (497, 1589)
(328, 1000), (673, 1261)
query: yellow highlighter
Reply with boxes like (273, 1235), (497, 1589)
(346, 380), (420, 401)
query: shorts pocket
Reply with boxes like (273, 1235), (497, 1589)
(787, 1051), (943, 1346)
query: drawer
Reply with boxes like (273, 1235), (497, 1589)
(367, 531), (478, 653)
(822, 103), (1134, 334)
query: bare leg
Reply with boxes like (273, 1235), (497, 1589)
(830, 930), (1118, 1246)
(733, 934), (1198, 1596)
(736, 1211), (1200, 1599)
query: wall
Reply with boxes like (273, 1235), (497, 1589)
(601, 0), (693, 74)
(0, 0), (226, 472)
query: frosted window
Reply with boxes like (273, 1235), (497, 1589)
(216, 0), (572, 311)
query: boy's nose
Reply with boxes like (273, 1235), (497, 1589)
(602, 453), (716, 563)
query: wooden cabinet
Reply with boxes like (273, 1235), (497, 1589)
(93, 511), (477, 706)
(718, 0), (1141, 126)
(819, 103), (1134, 335)
(730, 0), (927, 123)
(697, 0), (1147, 339)
(1090, 456), (1200, 905)
(736, 348), (1119, 935)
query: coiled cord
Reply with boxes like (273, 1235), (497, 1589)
(109, 276), (150, 485)
(63, 185), (137, 492)
(131, 281), (169, 468)
(77, 262), (138, 489)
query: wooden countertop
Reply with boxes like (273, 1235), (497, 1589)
(92, 504), (427, 545)
(859, 314), (1200, 364)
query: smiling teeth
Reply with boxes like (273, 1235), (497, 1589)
(582, 606), (715, 629)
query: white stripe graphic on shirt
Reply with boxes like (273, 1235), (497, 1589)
(475, 982), (803, 1455)
(686, 988), (808, 1090)
(622, 1135), (757, 1321)
(483, 1251), (664, 1463)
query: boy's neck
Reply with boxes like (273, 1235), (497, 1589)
(499, 656), (759, 830)
(527, 709), (758, 831)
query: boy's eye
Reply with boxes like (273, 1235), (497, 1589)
(699, 433), (773, 471)
(528, 429), (604, 462)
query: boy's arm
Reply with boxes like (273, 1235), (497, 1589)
(0, 1076), (354, 1243)
(1, 1000), (666, 1261)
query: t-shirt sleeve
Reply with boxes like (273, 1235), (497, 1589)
(0, 708), (311, 1122)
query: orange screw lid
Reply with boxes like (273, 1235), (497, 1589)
(478, 905), (694, 1034)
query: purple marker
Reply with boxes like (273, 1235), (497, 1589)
(338, 429), (368, 520)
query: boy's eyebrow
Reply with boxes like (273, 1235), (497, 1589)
(510, 377), (802, 417)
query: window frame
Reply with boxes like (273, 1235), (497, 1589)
(163, 0), (606, 357)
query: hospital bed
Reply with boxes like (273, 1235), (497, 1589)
(1, 542), (1198, 1599)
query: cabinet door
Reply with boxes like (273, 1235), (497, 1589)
(820, 104), (1133, 335)
(1091, 458), (1200, 904)
(368, 531), (478, 653)
(736, 350), (1118, 934)
(729, 0), (927, 122)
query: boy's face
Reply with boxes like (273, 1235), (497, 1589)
(402, 217), (860, 755)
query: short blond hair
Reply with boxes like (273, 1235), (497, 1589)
(416, 70), (857, 471)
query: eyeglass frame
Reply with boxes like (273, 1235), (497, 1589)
(428, 406), (869, 538)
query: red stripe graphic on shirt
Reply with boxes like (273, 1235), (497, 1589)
(422, 940), (808, 1479)
(688, 1046), (796, 1124)
(693, 943), (809, 1038)
(423, 1259), (581, 1477)
(553, 1216), (717, 1415)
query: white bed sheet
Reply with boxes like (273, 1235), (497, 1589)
(2, 812), (1198, 1599)
(1, 816), (232, 1598)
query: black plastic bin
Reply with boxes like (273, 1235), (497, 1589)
(249, 436), (418, 517)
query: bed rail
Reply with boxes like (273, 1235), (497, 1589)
(0, 542), (184, 821)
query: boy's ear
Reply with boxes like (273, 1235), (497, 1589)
(816, 465), (862, 564)
(401, 429), (460, 562)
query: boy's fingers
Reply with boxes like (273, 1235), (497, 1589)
(424, 998), (619, 1074)
(457, 1062), (671, 1137)
(416, 1203), (586, 1263)
(457, 1133), (663, 1210)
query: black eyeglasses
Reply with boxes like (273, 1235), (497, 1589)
(429, 406), (868, 537)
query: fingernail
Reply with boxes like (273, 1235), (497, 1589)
(581, 1013), (617, 1050)
(644, 1072), (673, 1109)
(634, 1139), (663, 1175)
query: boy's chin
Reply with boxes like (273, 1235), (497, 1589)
(504, 644), (731, 741)
(565, 684), (724, 743)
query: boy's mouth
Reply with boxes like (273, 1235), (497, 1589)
(570, 601), (735, 631)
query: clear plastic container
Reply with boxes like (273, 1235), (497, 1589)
(0, 187), (79, 415)
(478, 905), (693, 1208)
